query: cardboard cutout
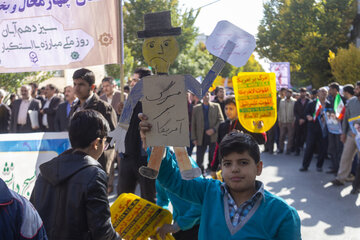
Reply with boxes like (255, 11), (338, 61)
(109, 11), (256, 180)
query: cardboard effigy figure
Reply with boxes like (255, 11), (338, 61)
(110, 11), (256, 180)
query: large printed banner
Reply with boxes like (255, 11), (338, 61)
(0, 0), (120, 72)
(0, 132), (70, 199)
(232, 72), (277, 133)
(270, 62), (291, 90)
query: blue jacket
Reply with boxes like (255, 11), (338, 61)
(155, 149), (201, 230)
(0, 178), (47, 240)
(157, 148), (302, 240)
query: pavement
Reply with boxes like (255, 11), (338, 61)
(259, 150), (360, 240)
(109, 147), (360, 240)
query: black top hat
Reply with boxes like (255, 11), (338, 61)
(137, 11), (181, 38)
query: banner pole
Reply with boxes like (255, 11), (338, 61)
(118, 0), (125, 102)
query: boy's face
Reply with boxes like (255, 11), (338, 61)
(225, 103), (237, 121)
(221, 151), (262, 194)
(73, 78), (92, 101)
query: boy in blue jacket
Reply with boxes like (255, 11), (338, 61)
(140, 114), (301, 239)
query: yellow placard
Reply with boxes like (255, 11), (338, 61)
(111, 193), (174, 240)
(232, 72), (277, 133)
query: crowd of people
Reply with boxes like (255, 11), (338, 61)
(0, 66), (358, 239)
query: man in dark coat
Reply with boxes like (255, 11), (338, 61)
(40, 84), (62, 132)
(0, 89), (11, 133)
(70, 68), (117, 193)
(299, 88), (331, 172)
(10, 85), (41, 133)
(117, 67), (156, 202)
(54, 86), (76, 132)
(30, 110), (120, 240)
(293, 88), (310, 155)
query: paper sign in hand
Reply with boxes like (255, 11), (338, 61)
(206, 20), (256, 67)
(142, 75), (189, 147)
(201, 21), (256, 96)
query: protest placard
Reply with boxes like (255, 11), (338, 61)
(111, 193), (174, 240)
(142, 75), (189, 147)
(232, 72), (277, 133)
(0, 0), (120, 72)
(349, 115), (360, 150)
(270, 62), (291, 90)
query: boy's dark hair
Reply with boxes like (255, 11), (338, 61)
(280, 87), (287, 92)
(72, 68), (95, 86)
(343, 84), (354, 95)
(69, 110), (110, 149)
(328, 82), (340, 92)
(134, 67), (152, 79)
(124, 85), (130, 92)
(311, 89), (318, 95)
(102, 77), (115, 85)
(219, 132), (260, 164)
(357, 81), (360, 87)
(224, 95), (236, 106)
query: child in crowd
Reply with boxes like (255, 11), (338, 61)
(210, 96), (266, 178)
(140, 114), (301, 239)
(31, 110), (120, 240)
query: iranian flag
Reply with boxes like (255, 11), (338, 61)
(334, 94), (345, 120)
(313, 98), (322, 122)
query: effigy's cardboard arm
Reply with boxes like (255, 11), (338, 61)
(119, 79), (144, 125)
(184, 74), (202, 100)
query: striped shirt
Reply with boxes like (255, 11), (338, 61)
(221, 181), (264, 227)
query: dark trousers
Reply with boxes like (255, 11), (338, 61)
(265, 124), (276, 153)
(173, 224), (199, 240)
(328, 133), (343, 172)
(294, 122), (307, 153)
(196, 134), (215, 173)
(353, 154), (360, 190)
(302, 129), (328, 169)
(117, 155), (156, 203)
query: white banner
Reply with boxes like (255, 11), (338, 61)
(0, 132), (70, 199)
(0, 0), (120, 72)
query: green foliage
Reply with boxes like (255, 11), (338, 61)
(329, 44), (360, 85)
(220, 54), (265, 78)
(105, 45), (134, 80)
(169, 42), (213, 77)
(123, 0), (208, 75)
(0, 71), (53, 94)
(257, 0), (356, 88)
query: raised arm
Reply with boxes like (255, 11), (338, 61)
(157, 147), (215, 205)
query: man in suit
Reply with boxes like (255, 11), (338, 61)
(70, 68), (117, 194)
(191, 92), (224, 174)
(10, 85), (41, 133)
(54, 86), (76, 132)
(100, 77), (126, 117)
(0, 89), (11, 133)
(117, 67), (157, 202)
(294, 88), (310, 156)
(40, 84), (62, 132)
